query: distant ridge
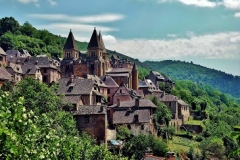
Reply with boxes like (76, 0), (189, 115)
(144, 60), (240, 98)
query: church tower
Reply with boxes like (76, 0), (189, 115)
(61, 29), (79, 78)
(63, 29), (79, 60)
(98, 31), (110, 74)
(132, 63), (138, 90)
(87, 28), (105, 76)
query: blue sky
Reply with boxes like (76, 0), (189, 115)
(1, 0), (240, 75)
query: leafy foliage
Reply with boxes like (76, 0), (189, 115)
(0, 78), (116, 159)
(144, 60), (240, 99)
(0, 17), (88, 58)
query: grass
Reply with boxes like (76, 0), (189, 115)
(168, 136), (200, 153)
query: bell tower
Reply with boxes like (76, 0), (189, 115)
(63, 29), (79, 60)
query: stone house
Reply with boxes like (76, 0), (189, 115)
(85, 74), (108, 97)
(138, 79), (163, 97)
(6, 52), (60, 84)
(112, 82), (141, 105)
(6, 60), (23, 83)
(0, 47), (7, 67)
(72, 105), (107, 144)
(0, 67), (12, 87)
(100, 75), (119, 106)
(158, 95), (190, 129)
(109, 98), (157, 136)
(148, 70), (174, 88)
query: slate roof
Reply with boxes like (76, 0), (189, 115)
(22, 57), (59, 69)
(132, 63), (138, 71)
(100, 75), (119, 88)
(64, 30), (78, 50)
(62, 95), (82, 104)
(6, 62), (23, 74)
(110, 99), (157, 108)
(0, 67), (12, 80)
(177, 99), (189, 106)
(107, 68), (131, 73)
(98, 32), (107, 53)
(58, 77), (95, 95)
(112, 83), (141, 99)
(21, 64), (39, 75)
(72, 105), (106, 115)
(113, 108), (150, 124)
(86, 74), (107, 88)
(0, 47), (7, 55)
(88, 28), (101, 49)
(150, 71), (164, 80)
(158, 95), (178, 102)
(6, 50), (22, 59)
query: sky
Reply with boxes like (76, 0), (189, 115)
(1, 0), (240, 76)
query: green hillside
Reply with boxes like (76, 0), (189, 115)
(144, 60), (240, 99)
(0, 17), (88, 58)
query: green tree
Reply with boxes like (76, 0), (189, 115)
(0, 17), (20, 36)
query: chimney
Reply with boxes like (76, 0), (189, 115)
(70, 75), (74, 83)
(7, 61), (11, 67)
(35, 60), (38, 65)
(135, 98), (139, 107)
(117, 99), (120, 107)
(161, 91), (165, 98)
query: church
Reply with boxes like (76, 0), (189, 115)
(60, 28), (138, 90)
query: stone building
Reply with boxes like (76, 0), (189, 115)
(72, 105), (107, 144)
(0, 67), (12, 87)
(112, 82), (141, 105)
(0, 47), (7, 67)
(158, 95), (190, 129)
(100, 75), (119, 106)
(61, 28), (110, 78)
(58, 76), (103, 107)
(138, 79), (163, 97)
(109, 98), (157, 136)
(148, 70), (174, 88)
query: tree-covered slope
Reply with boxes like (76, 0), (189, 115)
(144, 60), (240, 98)
(0, 17), (88, 58)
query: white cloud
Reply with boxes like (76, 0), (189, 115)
(234, 12), (240, 17)
(28, 13), (125, 23)
(177, 0), (218, 7)
(222, 0), (240, 9)
(47, 0), (56, 6)
(17, 0), (38, 3)
(34, 23), (118, 42)
(104, 32), (240, 61)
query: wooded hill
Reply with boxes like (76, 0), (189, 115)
(144, 60), (240, 99)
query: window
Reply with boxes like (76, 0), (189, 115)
(107, 97), (110, 102)
(141, 125), (144, 130)
(133, 115), (139, 123)
(91, 50), (96, 57)
(43, 68), (47, 73)
(67, 86), (73, 92)
(84, 116), (89, 123)
(107, 89), (110, 94)
(120, 89), (122, 94)
(43, 76), (48, 82)
(169, 102), (171, 107)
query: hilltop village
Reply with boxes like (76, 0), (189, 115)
(0, 28), (191, 157)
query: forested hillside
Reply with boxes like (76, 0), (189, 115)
(0, 17), (88, 58)
(144, 60), (240, 99)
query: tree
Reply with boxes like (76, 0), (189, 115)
(0, 17), (20, 36)
(150, 96), (172, 137)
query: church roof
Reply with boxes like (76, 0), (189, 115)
(98, 32), (107, 53)
(64, 30), (78, 50)
(87, 28), (101, 49)
(133, 63), (138, 71)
